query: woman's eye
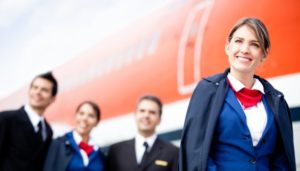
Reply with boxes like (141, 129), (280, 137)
(251, 43), (260, 48)
(234, 39), (242, 43)
(88, 113), (96, 119)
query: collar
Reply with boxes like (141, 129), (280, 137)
(72, 130), (99, 150)
(227, 73), (265, 94)
(135, 133), (157, 151)
(24, 104), (45, 128)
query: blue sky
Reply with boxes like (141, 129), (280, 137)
(0, 0), (170, 99)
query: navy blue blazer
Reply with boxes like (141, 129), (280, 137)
(43, 131), (105, 171)
(179, 69), (296, 171)
(0, 106), (53, 171)
(207, 88), (286, 170)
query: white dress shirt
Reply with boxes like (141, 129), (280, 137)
(24, 104), (45, 134)
(135, 133), (157, 164)
(72, 131), (99, 166)
(227, 74), (267, 146)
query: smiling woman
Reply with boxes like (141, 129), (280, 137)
(226, 25), (267, 87)
(225, 18), (270, 88)
(43, 101), (105, 171)
(179, 17), (296, 171)
(75, 101), (100, 142)
(1, 0), (300, 169)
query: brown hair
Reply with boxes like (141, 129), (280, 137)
(76, 101), (101, 122)
(227, 17), (270, 56)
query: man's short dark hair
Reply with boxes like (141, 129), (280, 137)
(137, 95), (163, 116)
(31, 71), (58, 96)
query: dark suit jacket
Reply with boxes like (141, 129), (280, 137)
(106, 137), (178, 171)
(0, 106), (53, 171)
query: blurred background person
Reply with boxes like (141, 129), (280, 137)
(0, 72), (57, 171)
(43, 101), (105, 171)
(179, 17), (296, 171)
(106, 95), (178, 171)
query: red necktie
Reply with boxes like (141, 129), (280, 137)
(79, 141), (93, 155)
(228, 80), (263, 109)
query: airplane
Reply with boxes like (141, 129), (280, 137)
(0, 0), (299, 167)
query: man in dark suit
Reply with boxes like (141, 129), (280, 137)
(0, 72), (58, 171)
(106, 95), (178, 171)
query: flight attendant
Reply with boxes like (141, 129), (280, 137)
(43, 101), (105, 171)
(179, 17), (296, 171)
(106, 95), (178, 171)
(0, 72), (57, 171)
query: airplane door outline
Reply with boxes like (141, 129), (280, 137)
(177, 0), (214, 95)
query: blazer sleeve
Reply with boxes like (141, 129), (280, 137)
(43, 139), (59, 171)
(270, 98), (294, 170)
(179, 82), (207, 171)
(0, 113), (5, 162)
(105, 145), (116, 171)
(179, 78), (226, 171)
(43, 137), (72, 171)
(0, 112), (9, 164)
(171, 146), (179, 171)
(98, 149), (106, 171)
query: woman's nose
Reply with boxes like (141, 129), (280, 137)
(240, 43), (249, 53)
(81, 114), (89, 121)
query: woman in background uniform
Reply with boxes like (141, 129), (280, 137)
(43, 101), (105, 171)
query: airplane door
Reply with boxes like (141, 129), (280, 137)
(177, 0), (214, 95)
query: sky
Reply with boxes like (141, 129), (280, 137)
(0, 0), (170, 99)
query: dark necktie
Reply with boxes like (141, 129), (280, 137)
(37, 121), (43, 141)
(140, 142), (149, 166)
(79, 141), (94, 155)
(228, 79), (263, 109)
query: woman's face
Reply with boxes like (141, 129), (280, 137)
(75, 103), (98, 137)
(226, 25), (266, 76)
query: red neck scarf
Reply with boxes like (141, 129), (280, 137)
(79, 141), (93, 155)
(228, 79), (263, 109)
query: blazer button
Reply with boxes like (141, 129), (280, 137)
(261, 139), (266, 144)
(249, 158), (256, 164)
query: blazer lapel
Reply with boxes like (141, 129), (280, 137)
(19, 107), (45, 144)
(225, 88), (247, 123)
(44, 120), (53, 141)
(259, 97), (274, 140)
(129, 139), (140, 170)
(19, 107), (36, 132)
(139, 138), (162, 171)
(62, 135), (74, 169)
(20, 106), (53, 142)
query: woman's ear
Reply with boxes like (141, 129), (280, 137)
(261, 48), (269, 59)
(225, 43), (229, 55)
(265, 48), (270, 56)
